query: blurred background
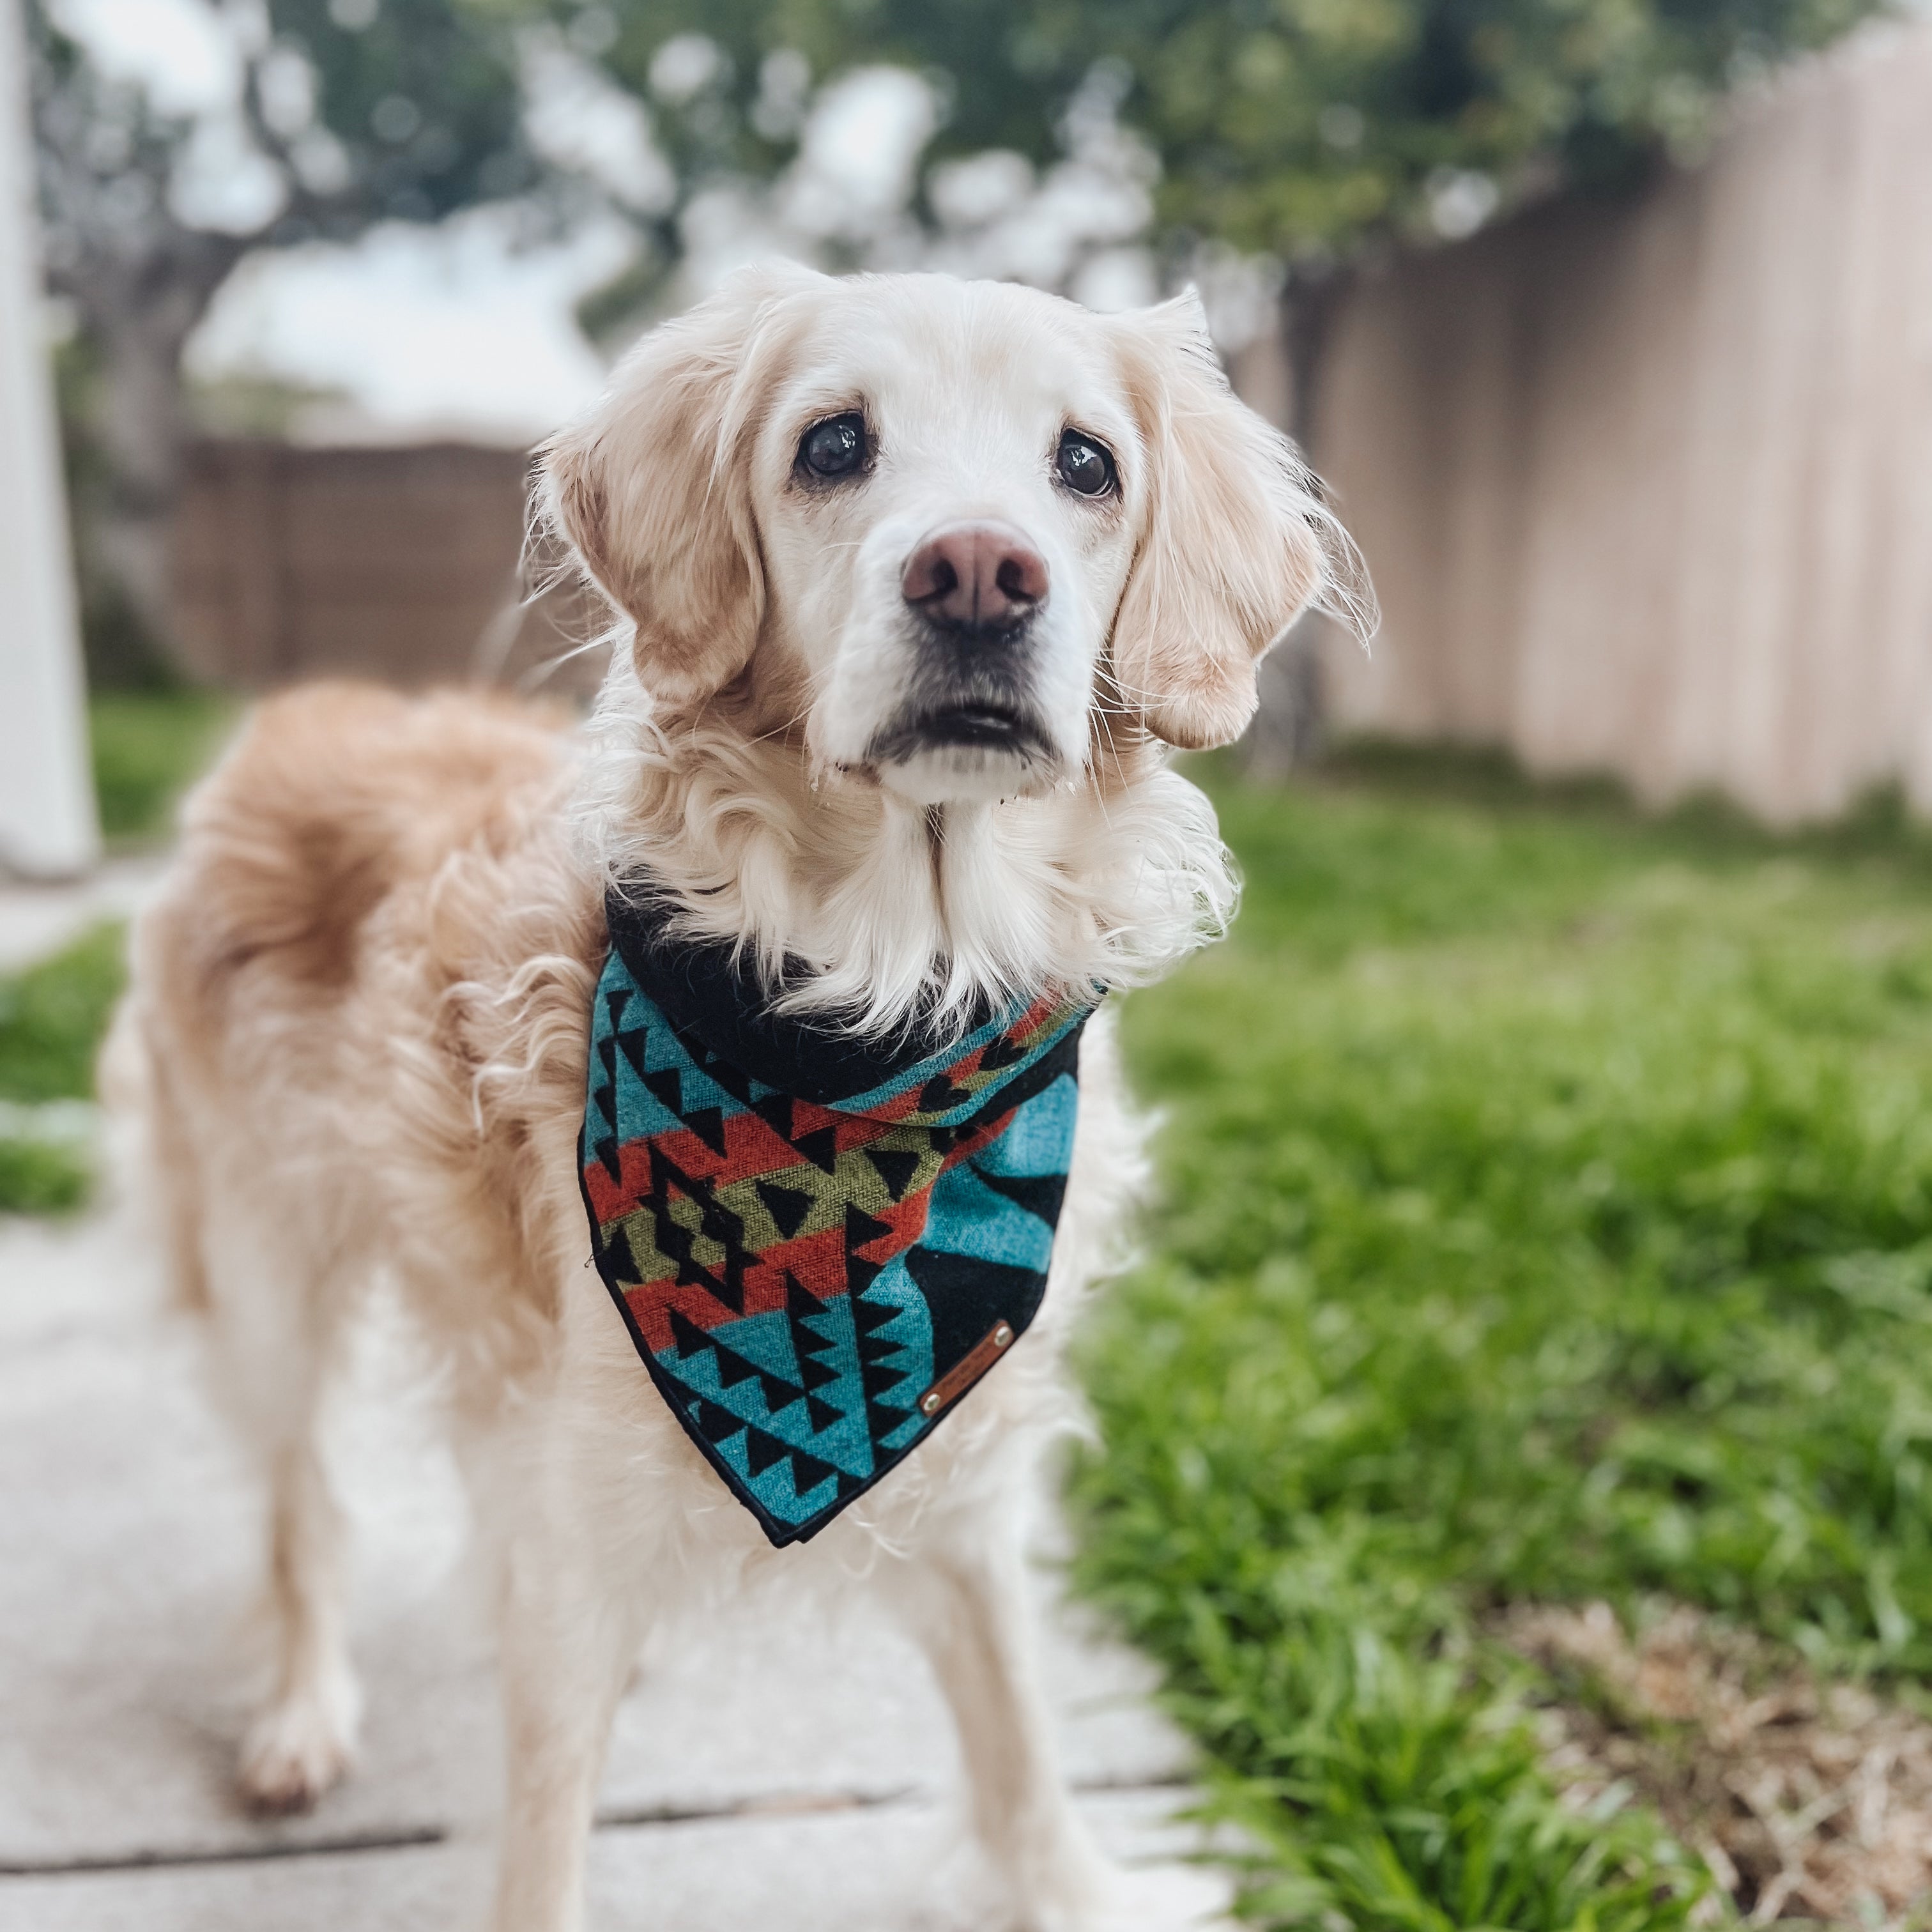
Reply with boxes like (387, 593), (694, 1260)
(8, 0), (1932, 1924)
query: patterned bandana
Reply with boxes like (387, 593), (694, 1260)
(579, 892), (1094, 1547)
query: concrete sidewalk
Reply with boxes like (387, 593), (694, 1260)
(0, 1208), (1229, 1930)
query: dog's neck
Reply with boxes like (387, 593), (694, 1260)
(571, 663), (1235, 1037)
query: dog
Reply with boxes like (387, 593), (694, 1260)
(112, 263), (1360, 1931)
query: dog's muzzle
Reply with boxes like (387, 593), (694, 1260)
(865, 518), (1059, 787)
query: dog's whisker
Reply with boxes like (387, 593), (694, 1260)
(1090, 705), (1124, 836)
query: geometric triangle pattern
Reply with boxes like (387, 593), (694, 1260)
(580, 894), (1092, 1548)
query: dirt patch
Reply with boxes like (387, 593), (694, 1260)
(1503, 1601), (1932, 1925)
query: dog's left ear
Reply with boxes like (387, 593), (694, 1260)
(1107, 291), (1366, 749)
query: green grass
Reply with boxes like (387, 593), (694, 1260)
(0, 923), (126, 1213)
(0, 1134), (95, 1216)
(0, 686), (233, 1208)
(0, 921), (126, 1106)
(89, 687), (236, 844)
(1073, 750), (1932, 1927)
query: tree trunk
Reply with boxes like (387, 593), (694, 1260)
(94, 311), (193, 655)
(1244, 259), (1353, 779)
(64, 234), (243, 676)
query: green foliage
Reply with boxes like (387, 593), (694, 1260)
(33, 0), (543, 250)
(1071, 0), (1876, 250)
(1073, 754), (1932, 1921)
(0, 924), (127, 1108)
(89, 690), (238, 845)
(0, 924), (125, 1217)
(0, 1139), (91, 1216)
(577, 0), (1882, 262)
(266, 0), (544, 229)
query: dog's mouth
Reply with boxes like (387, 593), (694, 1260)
(866, 702), (1055, 767)
(859, 702), (1062, 804)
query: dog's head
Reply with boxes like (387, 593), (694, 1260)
(544, 264), (1356, 804)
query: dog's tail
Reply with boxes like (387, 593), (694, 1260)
(98, 981), (210, 1319)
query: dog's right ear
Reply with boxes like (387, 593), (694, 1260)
(540, 263), (818, 706)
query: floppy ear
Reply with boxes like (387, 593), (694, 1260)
(540, 263), (818, 706)
(1108, 292), (1361, 749)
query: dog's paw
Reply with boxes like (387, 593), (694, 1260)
(1029, 1858), (1238, 1932)
(238, 1675), (361, 1816)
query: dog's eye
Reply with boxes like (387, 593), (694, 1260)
(798, 413), (870, 481)
(1055, 429), (1117, 498)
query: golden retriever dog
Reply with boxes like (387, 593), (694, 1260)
(113, 263), (1360, 1931)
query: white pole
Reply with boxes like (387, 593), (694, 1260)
(0, 0), (98, 880)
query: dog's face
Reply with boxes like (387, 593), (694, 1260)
(545, 267), (1350, 802)
(751, 290), (1144, 803)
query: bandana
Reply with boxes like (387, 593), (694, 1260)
(579, 892), (1093, 1547)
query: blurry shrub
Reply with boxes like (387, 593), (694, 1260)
(0, 923), (125, 1217)
(0, 923), (125, 1107)
(89, 691), (236, 845)
(0, 1140), (91, 1216)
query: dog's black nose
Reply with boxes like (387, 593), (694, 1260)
(901, 521), (1048, 630)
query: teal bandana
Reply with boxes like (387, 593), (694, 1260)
(580, 894), (1092, 1546)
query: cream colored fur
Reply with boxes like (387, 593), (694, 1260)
(114, 266), (1360, 1932)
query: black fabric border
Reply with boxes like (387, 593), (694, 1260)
(606, 885), (1085, 1111)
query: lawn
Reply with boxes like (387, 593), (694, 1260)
(0, 689), (232, 1212)
(1073, 752), (1932, 1928)
(0, 922), (125, 1213)
(88, 687), (237, 843)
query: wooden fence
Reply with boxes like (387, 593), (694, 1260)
(1292, 22), (1932, 822)
(169, 440), (599, 696)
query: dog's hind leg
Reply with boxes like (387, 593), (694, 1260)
(192, 1171), (365, 1816)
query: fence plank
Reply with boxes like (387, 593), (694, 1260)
(1304, 22), (1932, 821)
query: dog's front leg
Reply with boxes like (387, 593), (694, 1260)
(490, 1530), (645, 1932)
(893, 1530), (1116, 1931)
